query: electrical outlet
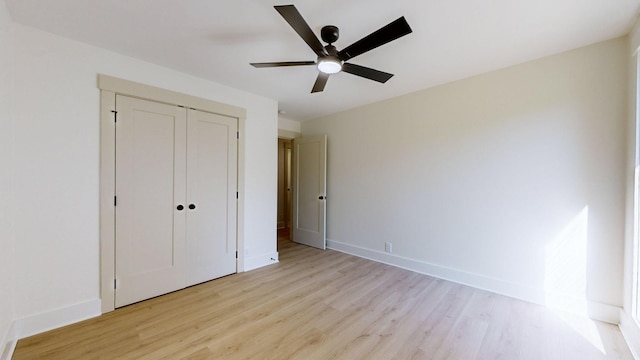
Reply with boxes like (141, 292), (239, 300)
(385, 242), (392, 253)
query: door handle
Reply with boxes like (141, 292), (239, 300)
(318, 196), (326, 200)
(189, 204), (196, 210)
(176, 204), (184, 211)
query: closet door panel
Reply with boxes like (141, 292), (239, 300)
(115, 95), (187, 307)
(186, 109), (237, 286)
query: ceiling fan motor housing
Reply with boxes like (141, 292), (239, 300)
(321, 25), (339, 44)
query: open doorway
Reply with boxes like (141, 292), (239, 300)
(277, 138), (293, 250)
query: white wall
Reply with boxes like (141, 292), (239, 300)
(0, 0), (15, 356)
(278, 116), (301, 133)
(8, 23), (277, 336)
(302, 37), (628, 320)
(622, 18), (640, 359)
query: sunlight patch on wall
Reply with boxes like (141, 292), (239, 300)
(544, 206), (606, 354)
(544, 206), (588, 314)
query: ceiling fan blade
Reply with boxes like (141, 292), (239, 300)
(274, 5), (327, 57)
(338, 17), (412, 61)
(342, 63), (394, 83)
(251, 61), (316, 68)
(311, 72), (330, 93)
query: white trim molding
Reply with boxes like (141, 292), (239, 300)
(278, 129), (299, 139)
(620, 310), (640, 360)
(98, 75), (246, 119)
(244, 252), (279, 272)
(14, 299), (101, 340)
(0, 322), (16, 360)
(327, 239), (622, 324)
(98, 74), (247, 313)
(587, 302), (622, 325)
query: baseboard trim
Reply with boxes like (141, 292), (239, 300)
(0, 321), (16, 360)
(244, 251), (279, 272)
(15, 299), (101, 339)
(327, 239), (621, 324)
(620, 310), (640, 360)
(587, 302), (621, 325)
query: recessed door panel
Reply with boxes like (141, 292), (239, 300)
(115, 95), (187, 307)
(293, 135), (327, 249)
(186, 109), (237, 287)
(297, 142), (321, 232)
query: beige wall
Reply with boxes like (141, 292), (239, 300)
(303, 37), (628, 320)
(0, 0), (15, 355)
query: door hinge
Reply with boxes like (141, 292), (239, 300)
(237, 131), (239, 139)
(236, 192), (239, 199)
(114, 196), (117, 206)
(236, 251), (238, 259)
(114, 279), (117, 290)
(111, 110), (117, 123)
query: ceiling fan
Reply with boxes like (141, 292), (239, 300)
(250, 5), (412, 93)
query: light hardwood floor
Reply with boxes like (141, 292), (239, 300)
(13, 237), (633, 359)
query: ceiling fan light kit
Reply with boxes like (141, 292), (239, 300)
(250, 4), (412, 93)
(317, 57), (342, 74)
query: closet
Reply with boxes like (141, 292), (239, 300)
(99, 76), (241, 309)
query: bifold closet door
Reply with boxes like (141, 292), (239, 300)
(114, 95), (187, 307)
(185, 109), (237, 287)
(114, 96), (238, 307)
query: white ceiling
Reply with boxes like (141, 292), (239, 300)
(5, 0), (639, 121)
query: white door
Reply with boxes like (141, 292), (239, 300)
(115, 97), (238, 307)
(293, 135), (327, 249)
(185, 109), (237, 287)
(115, 95), (187, 307)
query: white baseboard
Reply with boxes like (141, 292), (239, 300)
(243, 251), (279, 272)
(14, 299), (101, 339)
(327, 239), (621, 324)
(620, 310), (640, 360)
(587, 302), (621, 325)
(0, 321), (16, 360)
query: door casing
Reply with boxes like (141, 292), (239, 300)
(98, 74), (246, 313)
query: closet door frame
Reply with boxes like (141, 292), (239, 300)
(98, 74), (246, 313)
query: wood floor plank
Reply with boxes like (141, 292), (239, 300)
(12, 239), (633, 360)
